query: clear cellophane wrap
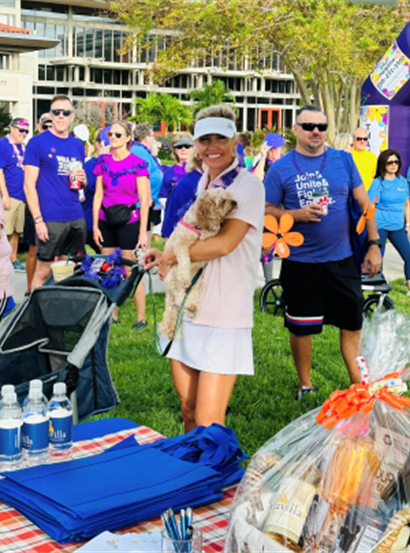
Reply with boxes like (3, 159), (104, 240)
(225, 306), (410, 553)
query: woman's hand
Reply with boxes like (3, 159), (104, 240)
(143, 248), (163, 270)
(158, 248), (177, 280)
(93, 227), (104, 250)
(2, 194), (11, 211)
(136, 230), (148, 252)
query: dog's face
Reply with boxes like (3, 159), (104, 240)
(195, 188), (237, 232)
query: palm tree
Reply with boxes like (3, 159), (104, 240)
(188, 80), (236, 116)
(129, 93), (161, 125)
(0, 104), (11, 138)
(129, 92), (192, 132)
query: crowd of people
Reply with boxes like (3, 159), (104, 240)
(2, 94), (410, 430)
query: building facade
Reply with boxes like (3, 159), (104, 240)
(3, 0), (300, 131)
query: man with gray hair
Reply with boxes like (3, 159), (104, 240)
(352, 127), (377, 191)
(131, 124), (163, 236)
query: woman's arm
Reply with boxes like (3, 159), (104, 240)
(405, 199), (410, 238)
(136, 175), (150, 250)
(93, 175), (104, 250)
(157, 218), (251, 279)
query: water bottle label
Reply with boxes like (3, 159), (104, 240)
(49, 415), (72, 446)
(22, 420), (49, 451)
(0, 426), (22, 456)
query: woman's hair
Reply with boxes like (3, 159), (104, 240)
(111, 120), (133, 149)
(133, 123), (153, 142)
(238, 133), (250, 149)
(171, 131), (193, 161)
(375, 148), (402, 179)
(185, 146), (202, 173)
(333, 133), (353, 151)
(195, 104), (236, 123)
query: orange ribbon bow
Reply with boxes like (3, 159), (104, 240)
(316, 370), (410, 429)
(356, 196), (378, 235)
(262, 213), (304, 258)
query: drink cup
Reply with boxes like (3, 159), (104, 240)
(311, 188), (329, 215)
(51, 260), (75, 282)
(162, 527), (202, 553)
(69, 161), (83, 190)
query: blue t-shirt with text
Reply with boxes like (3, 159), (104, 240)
(0, 138), (25, 202)
(24, 131), (85, 222)
(265, 148), (362, 262)
(368, 175), (409, 232)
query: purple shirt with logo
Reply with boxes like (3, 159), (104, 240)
(93, 153), (149, 224)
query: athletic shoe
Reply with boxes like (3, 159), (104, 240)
(297, 386), (318, 400)
(133, 320), (148, 330)
(13, 260), (26, 272)
(407, 290), (410, 297)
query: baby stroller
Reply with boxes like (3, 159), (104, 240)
(260, 268), (394, 319)
(0, 255), (144, 422)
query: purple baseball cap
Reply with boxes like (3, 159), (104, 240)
(265, 133), (285, 149)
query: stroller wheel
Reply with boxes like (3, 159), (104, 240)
(363, 294), (395, 319)
(260, 279), (285, 316)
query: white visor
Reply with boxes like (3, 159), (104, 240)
(193, 117), (236, 140)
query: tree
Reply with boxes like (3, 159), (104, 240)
(110, 0), (409, 142)
(0, 104), (12, 138)
(188, 80), (236, 116)
(129, 92), (192, 131)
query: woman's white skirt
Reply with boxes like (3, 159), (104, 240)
(160, 320), (254, 375)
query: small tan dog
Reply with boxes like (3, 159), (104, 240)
(161, 187), (237, 339)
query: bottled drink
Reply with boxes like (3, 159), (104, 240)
(0, 391), (23, 471)
(0, 385), (15, 409)
(22, 380), (47, 409)
(22, 388), (49, 466)
(48, 383), (73, 460)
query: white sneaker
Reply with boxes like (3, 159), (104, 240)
(297, 386), (318, 400)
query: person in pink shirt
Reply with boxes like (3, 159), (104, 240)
(144, 105), (265, 432)
(0, 198), (15, 318)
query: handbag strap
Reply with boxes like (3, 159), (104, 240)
(148, 267), (204, 357)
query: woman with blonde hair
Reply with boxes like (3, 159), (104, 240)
(333, 132), (354, 153)
(144, 104), (265, 431)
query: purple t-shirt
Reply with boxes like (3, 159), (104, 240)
(93, 153), (149, 224)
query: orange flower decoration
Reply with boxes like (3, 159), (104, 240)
(262, 213), (304, 258)
(356, 196), (378, 235)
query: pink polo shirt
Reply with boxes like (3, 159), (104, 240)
(191, 160), (265, 328)
(0, 200), (14, 298)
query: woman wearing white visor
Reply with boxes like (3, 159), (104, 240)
(144, 105), (264, 432)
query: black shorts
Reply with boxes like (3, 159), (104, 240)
(23, 204), (36, 246)
(99, 219), (140, 250)
(147, 205), (161, 229)
(86, 230), (100, 253)
(280, 256), (363, 336)
(36, 218), (86, 262)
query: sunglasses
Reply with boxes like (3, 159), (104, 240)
(17, 128), (29, 134)
(175, 145), (192, 150)
(355, 137), (368, 142)
(296, 122), (328, 132)
(42, 124), (52, 130)
(51, 109), (73, 117)
(107, 131), (127, 139)
(386, 160), (399, 165)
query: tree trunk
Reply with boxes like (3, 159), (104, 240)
(288, 63), (312, 106)
(321, 77), (336, 144)
(349, 77), (359, 135)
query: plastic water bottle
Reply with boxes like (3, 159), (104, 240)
(0, 385), (15, 409)
(22, 388), (49, 466)
(48, 383), (73, 460)
(0, 391), (23, 471)
(23, 380), (47, 409)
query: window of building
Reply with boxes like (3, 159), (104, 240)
(2, 1), (15, 6)
(72, 88), (84, 97)
(85, 29), (94, 58)
(22, 19), (34, 32)
(285, 110), (293, 129)
(38, 65), (45, 81)
(56, 66), (65, 82)
(122, 90), (133, 98)
(37, 86), (55, 95)
(113, 70), (121, 85)
(95, 30), (103, 58)
(92, 68), (103, 84)
(75, 27), (85, 58)
(0, 14), (15, 25)
(79, 67), (85, 82)
(46, 66), (55, 81)
(57, 88), (69, 95)
(86, 89), (100, 97)
(121, 70), (129, 86)
(56, 25), (66, 57)
(285, 81), (292, 94)
(22, 2), (68, 18)
(104, 30), (112, 62)
(104, 90), (120, 98)
(113, 31), (122, 63)
(103, 69), (112, 85)
(278, 81), (285, 94)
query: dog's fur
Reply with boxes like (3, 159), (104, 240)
(161, 187), (238, 339)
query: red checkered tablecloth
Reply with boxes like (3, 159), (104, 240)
(0, 426), (235, 553)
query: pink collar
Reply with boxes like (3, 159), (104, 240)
(179, 218), (201, 236)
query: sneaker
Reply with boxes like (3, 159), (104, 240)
(407, 290), (410, 297)
(13, 260), (26, 272)
(133, 320), (148, 330)
(297, 386), (318, 400)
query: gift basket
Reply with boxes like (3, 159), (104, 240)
(225, 305), (410, 553)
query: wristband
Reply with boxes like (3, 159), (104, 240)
(406, 224), (410, 227)
(2, 192), (8, 196)
(34, 220), (43, 225)
(34, 215), (42, 221)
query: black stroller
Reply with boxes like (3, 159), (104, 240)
(0, 255), (144, 422)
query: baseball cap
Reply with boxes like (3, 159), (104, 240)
(39, 113), (52, 125)
(10, 118), (29, 128)
(265, 133), (285, 148)
(193, 117), (237, 140)
(173, 137), (194, 148)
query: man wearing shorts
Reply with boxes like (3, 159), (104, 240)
(0, 118), (30, 272)
(265, 105), (381, 399)
(24, 95), (87, 288)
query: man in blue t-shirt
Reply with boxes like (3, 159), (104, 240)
(0, 117), (30, 272)
(265, 105), (381, 399)
(24, 95), (87, 288)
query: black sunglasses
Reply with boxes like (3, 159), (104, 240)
(51, 109), (73, 117)
(386, 160), (399, 165)
(296, 122), (328, 132)
(355, 137), (368, 142)
(17, 128), (29, 134)
(42, 124), (52, 130)
(175, 145), (192, 150)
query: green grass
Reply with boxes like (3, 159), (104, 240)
(91, 278), (410, 457)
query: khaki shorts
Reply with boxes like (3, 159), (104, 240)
(5, 198), (25, 236)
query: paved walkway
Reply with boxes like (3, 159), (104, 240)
(12, 243), (405, 305)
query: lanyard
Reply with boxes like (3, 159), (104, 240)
(6, 135), (25, 170)
(292, 148), (327, 177)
